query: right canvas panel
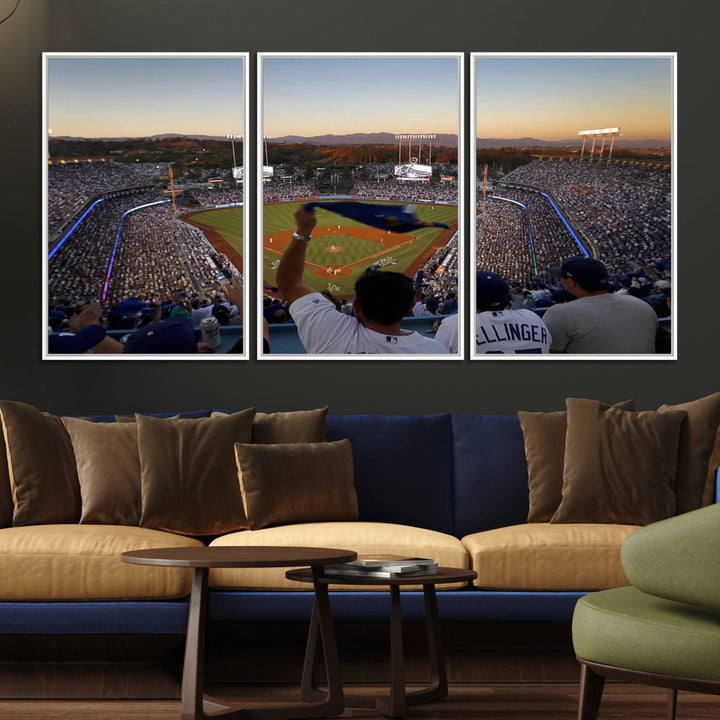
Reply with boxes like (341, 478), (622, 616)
(471, 54), (675, 359)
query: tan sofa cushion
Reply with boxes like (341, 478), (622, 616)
(462, 523), (639, 591)
(0, 525), (202, 600)
(209, 521), (469, 591)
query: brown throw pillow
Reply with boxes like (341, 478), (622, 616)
(62, 417), (141, 525)
(551, 398), (687, 525)
(0, 428), (13, 529)
(235, 440), (358, 531)
(138, 409), (256, 536)
(658, 393), (720, 514)
(705, 426), (720, 506)
(212, 407), (328, 444)
(0, 400), (81, 525)
(115, 414), (180, 422)
(519, 399), (636, 522)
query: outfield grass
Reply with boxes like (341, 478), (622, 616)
(189, 206), (244, 256)
(263, 200), (457, 296)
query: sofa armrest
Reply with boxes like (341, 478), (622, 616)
(621, 503), (720, 610)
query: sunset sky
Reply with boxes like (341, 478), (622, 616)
(476, 55), (673, 142)
(262, 55), (461, 137)
(47, 56), (245, 138)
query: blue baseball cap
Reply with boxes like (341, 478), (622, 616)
(552, 257), (609, 291)
(476, 271), (510, 310)
(123, 318), (197, 354)
(48, 325), (106, 354)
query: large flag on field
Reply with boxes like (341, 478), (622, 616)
(304, 201), (449, 234)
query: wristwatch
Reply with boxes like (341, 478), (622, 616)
(292, 231), (312, 242)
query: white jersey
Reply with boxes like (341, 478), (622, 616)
(190, 305), (213, 329)
(290, 293), (449, 355)
(476, 309), (551, 354)
(436, 310), (551, 355)
(412, 301), (435, 318)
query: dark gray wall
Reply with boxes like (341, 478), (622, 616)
(0, 0), (716, 415)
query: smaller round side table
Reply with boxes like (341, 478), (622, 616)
(286, 566), (477, 718)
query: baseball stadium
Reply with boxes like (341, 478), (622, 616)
(262, 200), (457, 297)
(46, 158), (246, 353)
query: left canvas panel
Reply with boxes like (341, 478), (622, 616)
(43, 53), (249, 360)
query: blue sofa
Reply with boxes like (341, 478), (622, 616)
(0, 411), (647, 637)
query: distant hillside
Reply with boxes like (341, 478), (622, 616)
(270, 132), (459, 147)
(52, 133), (232, 142)
(476, 137), (671, 149)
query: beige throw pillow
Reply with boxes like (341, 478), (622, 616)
(518, 399), (635, 522)
(138, 409), (255, 536)
(62, 417), (141, 525)
(552, 398), (686, 525)
(235, 440), (358, 531)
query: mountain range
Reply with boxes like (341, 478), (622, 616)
(50, 132), (669, 149)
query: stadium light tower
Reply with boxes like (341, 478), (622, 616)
(226, 133), (242, 164)
(263, 135), (271, 167)
(578, 127), (621, 158)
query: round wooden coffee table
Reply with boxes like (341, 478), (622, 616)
(286, 566), (477, 718)
(122, 546), (356, 720)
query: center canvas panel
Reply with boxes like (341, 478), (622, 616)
(258, 53), (463, 359)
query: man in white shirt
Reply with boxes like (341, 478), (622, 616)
(435, 271), (551, 355)
(276, 208), (449, 355)
(542, 257), (658, 354)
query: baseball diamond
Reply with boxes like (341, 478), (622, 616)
(263, 200), (458, 297)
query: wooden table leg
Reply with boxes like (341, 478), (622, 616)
(308, 566), (345, 716)
(181, 566), (343, 720)
(405, 584), (447, 706)
(300, 597), (323, 702)
(374, 585), (406, 718)
(181, 567), (208, 720)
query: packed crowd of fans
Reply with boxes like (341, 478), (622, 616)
(351, 180), (458, 203)
(47, 161), (160, 235)
(499, 158), (671, 276)
(191, 186), (244, 206)
(415, 232), (459, 305)
(263, 181), (319, 201)
(478, 190), (582, 286)
(48, 192), (243, 333)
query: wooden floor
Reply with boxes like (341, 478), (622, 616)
(1, 683), (719, 719)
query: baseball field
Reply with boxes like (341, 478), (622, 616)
(263, 200), (458, 297)
(182, 206), (244, 271)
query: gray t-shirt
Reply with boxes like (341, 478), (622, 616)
(542, 293), (658, 354)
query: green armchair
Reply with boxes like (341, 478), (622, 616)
(572, 503), (720, 720)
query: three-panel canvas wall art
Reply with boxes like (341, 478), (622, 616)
(43, 52), (675, 360)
